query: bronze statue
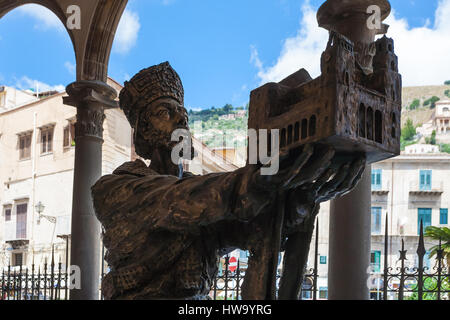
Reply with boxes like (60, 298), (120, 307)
(91, 0), (399, 300)
(91, 61), (364, 300)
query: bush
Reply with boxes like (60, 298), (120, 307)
(445, 89), (450, 98)
(401, 118), (416, 141)
(445, 80), (450, 85)
(423, 96), (440, 109)
(409, 99), (420, 110)
(440, 143), (450, 154)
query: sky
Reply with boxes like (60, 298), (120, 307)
(0, 0), (448, 111)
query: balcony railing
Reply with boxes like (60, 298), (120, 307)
(409, 181), (444, 195)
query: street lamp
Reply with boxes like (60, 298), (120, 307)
(35, 201), (45, 214)
(35, 201), (56, 224)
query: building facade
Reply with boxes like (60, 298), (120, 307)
(305, 148), (450, 299)
(0, 86), (38, 112)
(0, 78), (132, 271)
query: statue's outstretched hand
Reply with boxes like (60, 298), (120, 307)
(283, 148), (366, 233)
(253, 144), (335, 192)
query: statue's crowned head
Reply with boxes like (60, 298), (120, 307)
(119, 62), (189, 159)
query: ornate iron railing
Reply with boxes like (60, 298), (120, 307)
(1, 217), (448, 300)
(0, 246), (68, 300)
(378, 216), (450, 300)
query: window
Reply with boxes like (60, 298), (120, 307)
(371, 207), (382, 234)
(13, 253), (23, 267)
(63, 123), (75, 148)
(16, 203), (27, 239)
(320, 256), (327, 264)
(418, 208), (432, 235)
(419, 170), (432, 191)
(371, 169), (382, 190)
(440, 209), (448, 225)
(371, 251), (381, 273)
(41, 127), (54, 154)
(4, 206), (11, 222)
(19, 133), (32, 159)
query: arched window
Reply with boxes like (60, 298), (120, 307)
(301, 119), (308, 139)
(375, 110), (382, 143)
(366, 107), (374, 141)
(280, 128), (286, 148)
(359, 103), (366, 138)
(294, 122), (300, 142)
(287, 124), (293, 145)
(309, 115), (317, 137)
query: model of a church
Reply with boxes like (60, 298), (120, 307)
(248, 0), (401, 164)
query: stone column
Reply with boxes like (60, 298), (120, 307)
(328, 164), (371, 300)
(63, 81), (117, 300)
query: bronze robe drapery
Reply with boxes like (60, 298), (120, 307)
(91, 159), (275, 299)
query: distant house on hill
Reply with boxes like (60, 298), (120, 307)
(235, 110), (247, 118)
(435, 100), (450, 135)
(219, 114), (236, 120)
(416, 100), (450, 143)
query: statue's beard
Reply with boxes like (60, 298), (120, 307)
(148, 128), (177, 150)
(139, 127), (195, 161)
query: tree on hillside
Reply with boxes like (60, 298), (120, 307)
(223, 104), (233, 114)
(425, 130), (436, 145)
(401, 118), (416, 141)
(409, 99), (420, 110)
(445, 80), (450, 85)
(423, 96), (440, 109)
(445, 89), (450, 98)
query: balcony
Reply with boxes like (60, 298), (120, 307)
(371, 180), (390, 196)
(4, 222), (29, 245)
(409, 181), (444, 196)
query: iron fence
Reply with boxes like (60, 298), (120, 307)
(0, 248), (68, 300)
(377, 216), (450, 300)
(1, 217), (448, 300)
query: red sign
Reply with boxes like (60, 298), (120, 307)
(228, 257), (237, 272)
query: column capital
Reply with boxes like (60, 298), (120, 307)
(63, 80), (118, 140)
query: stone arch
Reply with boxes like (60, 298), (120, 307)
(0, 0), (76, 56)
(0, 0), (128, 82)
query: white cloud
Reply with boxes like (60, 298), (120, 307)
(385, 0), (450, 86)
(113, 9), (141, 55)
(64, 61), (76, 75)
(16, 4), (65, 32)
(14, 76), (65, 93)
(254, 0), (450, 87)
(251, 2), (328, 85)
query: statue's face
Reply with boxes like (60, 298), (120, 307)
(139, 97), (189, 151)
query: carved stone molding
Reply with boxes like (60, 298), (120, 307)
(75, 107), (106, 139)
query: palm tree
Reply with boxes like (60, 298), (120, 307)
(424, 226), (450, 268)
